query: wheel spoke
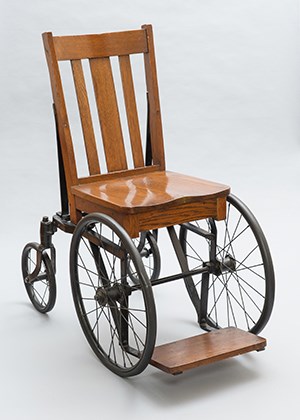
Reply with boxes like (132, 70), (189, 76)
(82, 237), (107, 282)
(219, 258), (265, 299)
(128, 312), (141, 353)
(41, 284), (49, 306)
(119, 310), (145, 347)
(106, 307), (118, 365)
(91, 304), (105, 332)
(77, 251), (98, 290)
(78, 281), (97, 289)
(28, 255), (37, 268)
(208, 274), (257, 326)
(32, 284), (47, 305)
(183, 237), (205, 264)
(77, 264), (99, 277)
(119, 304), (147, 329)
(235, 262), (265, 280)
(216, 224), (250, 258)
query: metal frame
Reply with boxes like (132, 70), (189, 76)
(145, 92), (152, 166)
(53, 104), (69, 220)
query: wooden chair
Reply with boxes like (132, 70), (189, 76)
(22, 25), (275, 377)
(42, 25), (229, 238)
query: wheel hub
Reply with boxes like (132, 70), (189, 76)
(221, 254), (236, 272)
(94, 284), (131, 305)
(213, 254), (236, 276)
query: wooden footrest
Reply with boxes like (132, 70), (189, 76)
(150, 327), (266, 375)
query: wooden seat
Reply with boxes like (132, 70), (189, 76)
(72, 170), (229, 237)
(43, 25), (230, 237)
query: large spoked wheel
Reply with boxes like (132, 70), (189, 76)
(22, 242), (56, 313)
(180, 194), (275, 335)
(128, 231), (161, 284)
(70, 213), (157, 377)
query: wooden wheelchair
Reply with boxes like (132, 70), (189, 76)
(22, 25), (275, 377)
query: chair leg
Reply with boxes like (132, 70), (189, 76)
(70, 204), (82, 225)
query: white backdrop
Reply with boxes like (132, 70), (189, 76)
(0, 0), (300, 419)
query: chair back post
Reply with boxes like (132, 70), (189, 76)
(42, 32), (79, 220)
(142, 24), (165, 170)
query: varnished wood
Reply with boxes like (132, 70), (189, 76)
(53, 30), (148, 61)
(119, 55), (144, 168)
(73, 196), (140, 237)
(150, 328), (267, 375)
(72, 171), (229, 213)
(142, 24), (165, 169)
(90, 57), (128, 172)
(74, 195), (226, 238)
(43, 33), (78, 185)
(78, 165), (160, 184)
(217, 196), (227, 220)
(72, 171), (230, 237)
(137, 199), (225, 234)
(42, 32), (79, 222)
(71, 59), (100, 175)
(43, 25), (230, 230)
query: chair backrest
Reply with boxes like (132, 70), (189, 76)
(42, 25), (165, 197)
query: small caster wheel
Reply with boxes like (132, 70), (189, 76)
(22, 242), (56, 313)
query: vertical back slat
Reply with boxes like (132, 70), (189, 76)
(71, 59), (101, 175)
(89, 57), (128, 172)
(142, 24), (165, 170)
(119, 55), (144, 168)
